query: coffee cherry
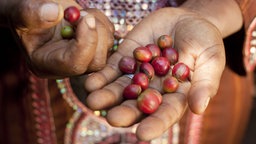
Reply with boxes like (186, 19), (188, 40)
(139, 62), (155, 79)
(61, 25), (74, 39)
(163, 76), (179, 93)
(162, 47), (178, 65)
(133, 46), (152, 62)
(172, 62), (190, 82)
(119, 56), (137, 74)
(148, 88), (163, 104)
(64, 6), (80, 23)
(151, 57), (170, 76)
(157, 35), (173, 49)
(145, 44), (161, 59)
(132, 73), (149, 90)
(137, 88), (162, 114)
(119, 35), (188, 115)
(123, 84), (142, 99)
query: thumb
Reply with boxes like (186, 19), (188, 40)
(22, 1), (63, 29)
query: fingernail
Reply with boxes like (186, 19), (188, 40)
(202, 97), (210, 111)
(85, 15), (96, 29)
(40, 3), (60, 22)
(80, 11), (88, 17)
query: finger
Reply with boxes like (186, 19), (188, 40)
(86, 25), (109, 72)
(26, 14), (98, 77)
(136, 92), (187, 141)
(84, 52), (123, 91)
(85, 39), (142, 91)
(105, 81), (190, 141)
(19, 0), (65, 30)
(86, 75), (132, 110)
(86, 75), (164, 124)
(85, 15), (164, 91)
(87, 15), (114, 72)
(84, 8), (115, 50)
(85, 9), (115, 50)
(187, 43), (225, 114)
(86, 8), (115, 34)
(84, 8), (184, 92)
(105, 90), (188, 141)
(106, 100), (143, 127)
(174, 19), (226, 114)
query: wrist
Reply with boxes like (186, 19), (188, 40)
(180, 0), (243, 38)
(235, 0), (256, 30)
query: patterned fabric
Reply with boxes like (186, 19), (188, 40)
(244, 18), (256, 72)
(57, 79), (171, 144)
(76, 0), (172, 38)
(235, 0), (256, 72)
(1, 1), (254, 144)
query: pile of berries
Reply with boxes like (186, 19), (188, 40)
(118, 35), (190, 114)
(61, 6), (80, 39)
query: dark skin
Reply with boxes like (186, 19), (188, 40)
(0, 0), (243, 141)
(84, 8), (226, 140)
(1, 0), (114, 78)
(84, 0), (243, 141)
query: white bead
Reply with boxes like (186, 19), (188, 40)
(250, 39), (256, 46)
(252, 31), (256, 37)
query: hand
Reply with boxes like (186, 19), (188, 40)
(7, 0), (114, 78)
(84, 7), (225, 141)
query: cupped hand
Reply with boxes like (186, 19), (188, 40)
(85, 7), (225, 141)
(12, 0), (114, 78)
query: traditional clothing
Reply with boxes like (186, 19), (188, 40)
(0, 0), (255, 143)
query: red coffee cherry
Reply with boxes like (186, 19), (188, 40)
(64, 6), (80, 23)
(157, 35), (173, 49)
(137, 88), (162, 114)
(123, 84), (142, 99)
(133, 46), (152, 62)
(139, 62), (155, 79)
(172, 62), (190, 82)
(118, 56), (137, 74)
(151, 56), (170, 76)
(132, 73), (149, 90)
(162, 47), (179, 65)
(163, 76), (179, 93)
(145, 44), (161, 59)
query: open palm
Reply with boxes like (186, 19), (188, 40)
(84, 7), (225, 141)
